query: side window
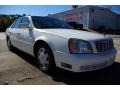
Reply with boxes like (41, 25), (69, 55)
(20, 17), (30, 25)
(11, 17), (22, 28)
(19, 17), (30, 29)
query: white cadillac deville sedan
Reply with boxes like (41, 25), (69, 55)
(6, 16), (117, 73)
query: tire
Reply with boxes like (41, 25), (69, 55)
(36, 43), (56, 73)
(6, 37), (13, 51)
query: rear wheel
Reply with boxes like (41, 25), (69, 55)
(6, 37), (13, 51)
(36, 43), (56, 73)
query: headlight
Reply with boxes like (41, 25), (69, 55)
(69, 38), (93, 54)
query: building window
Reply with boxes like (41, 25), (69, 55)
(91, 8), (94, 13)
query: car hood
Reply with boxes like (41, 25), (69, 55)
(36, 29), (109, 40)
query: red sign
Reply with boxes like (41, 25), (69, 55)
(65, 11), (83, 22)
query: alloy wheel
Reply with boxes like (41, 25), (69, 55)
(37, 47), (50, 71)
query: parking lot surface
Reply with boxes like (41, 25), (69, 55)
(0, 33), (120, 85)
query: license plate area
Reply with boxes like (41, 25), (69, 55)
(80, 62), (108, 71)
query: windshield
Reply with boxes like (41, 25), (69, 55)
(31, 16), (72, 29)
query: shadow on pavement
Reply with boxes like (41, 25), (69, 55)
(12, 48), (120, 85)
(51, 63), (120, 85)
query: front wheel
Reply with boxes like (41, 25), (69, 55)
(36, 43), (56, 73)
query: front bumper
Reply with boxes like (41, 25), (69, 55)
(55, 48), (117, 72)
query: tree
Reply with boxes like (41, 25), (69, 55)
(0, 14), (22, 32)
(22, 14), (26, 16)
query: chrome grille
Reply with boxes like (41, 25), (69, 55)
(95, 39), (114, 52)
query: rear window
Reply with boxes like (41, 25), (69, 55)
(11, 17), (22, 28)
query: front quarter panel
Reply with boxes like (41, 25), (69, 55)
(34, 30), (69, 66)
(34, 30), (69, 54)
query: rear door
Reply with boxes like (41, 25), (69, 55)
(10, 17), (23, 48)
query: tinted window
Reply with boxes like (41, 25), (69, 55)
(11, 17), (22, 28)
(32, 16), (72, 29)
(20, 17), (30, 24)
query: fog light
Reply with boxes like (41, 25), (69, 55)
(61, 62), (72, 69)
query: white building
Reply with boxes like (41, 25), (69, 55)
(49, 6), (120, 31)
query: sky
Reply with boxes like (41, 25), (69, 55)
(0, 5), (120, 16)
(0, 5), (71, 16)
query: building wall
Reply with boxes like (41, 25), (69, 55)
(116, 15), (120, 29)
(89, 6), (120, 30)
(49, 6), (120, 30)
